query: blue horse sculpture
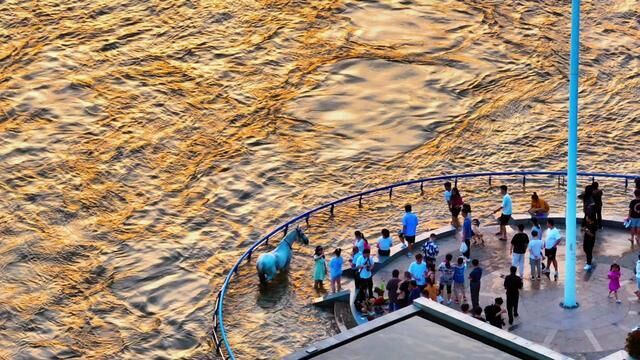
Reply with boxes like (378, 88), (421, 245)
(256, 227), (309, 283)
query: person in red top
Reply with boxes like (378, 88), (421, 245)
(450, 187), (464, 228)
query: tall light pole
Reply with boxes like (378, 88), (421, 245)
(562, 0), (580, 309)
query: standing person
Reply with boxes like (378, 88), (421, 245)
(469, 259), (483, 309)
(608, 263), (622, 304)
(329, 248), (344, 293)
(461, 207), (472, 260)
(579, 185), (595, 228)
(397, 271), (412, 308)
(530, 218), (542, 240)
(386, 269), (401, 312)
(451, 187), (465, 229)
(354, 231), (369, 254)
(583, 215), (597, 271)
(438, 254), (454, 304)
(592, 182), (604, 229)
(356, 249), (374, 299)
(528, 230), (544, 280)
(452, 257), (467, 304)
(504, 266), (523, 325)
(544, 219), (562, 281)
(528, 192), (550, 221)
(402, 204), (419, 257)
(493, 185), (512, 241)
(484, 297), (506, 329)
(422, 278), (439, 301)
(408, 281), (422, 303)
(313, 246), (327, 290)
(422, 233), (440, 266)
(349, 246), (362, 291)
(444, 181), (454, 226)
(510, 224), (529, 278)
(628, 189), (640, 247)
(426, 263), (437, 287)
(377, 228), (393, 258)
(408, 253), (427, 289)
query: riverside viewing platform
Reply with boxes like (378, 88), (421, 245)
(318, 216), (639, 359)
(212, 171), (640, 359)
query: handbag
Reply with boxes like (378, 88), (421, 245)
(459, 241), (468, 254)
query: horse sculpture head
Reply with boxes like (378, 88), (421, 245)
(295, 227), (309, 245)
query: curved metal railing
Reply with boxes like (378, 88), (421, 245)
(212, 170), (639, 359)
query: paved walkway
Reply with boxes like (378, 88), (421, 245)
(369, 220), (639, 359)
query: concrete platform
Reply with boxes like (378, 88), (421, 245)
(352, 216), (640, 359)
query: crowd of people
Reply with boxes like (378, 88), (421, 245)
(310, 178), (640, 326)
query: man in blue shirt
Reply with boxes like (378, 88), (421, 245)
(402, 204), (419, 257)
(493, 185), (512, 241)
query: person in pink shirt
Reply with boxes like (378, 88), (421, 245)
(608, 263), (622, 304)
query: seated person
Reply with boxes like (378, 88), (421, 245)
(528, 192), (550, 220)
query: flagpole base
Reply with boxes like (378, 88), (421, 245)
(560, 301), (580, 309)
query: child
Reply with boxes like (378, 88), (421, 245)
(635, 254), (640, 300)
(608, 263), (622, 304)
(422, 233), (440, 266)
(373, 287), (386, 315)
(329, 248), (344, 293)
(422, 278), (439, 301)
(471, 219), (485, 247)
(461, 303), (470, 315)
(313, 246), (328, 290)
(452, 256), (467, 304)
(408, 280), (422, 303)
(438, 254), (454, 305)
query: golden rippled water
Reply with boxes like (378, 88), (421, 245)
(0, 0), (639, 358)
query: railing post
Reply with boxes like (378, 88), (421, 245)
(305, 216), (310, 227)
(591, 176), (595, 184)
(247, 250), (252, 263)
(420, 182), (424, 195)
(522, 175), (526, 187)
(389, 188), (393, 199)
(283, 225), (288, 236)
(330, 204), (334, 216)
(358, 195), (363, 208)
(489, 176), (492, 187)
(625, 178), (629, 189)
(454, 177), (458, 187)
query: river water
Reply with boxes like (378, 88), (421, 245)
(1, 0), (639, 359)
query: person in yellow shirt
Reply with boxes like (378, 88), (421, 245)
(422, 279), (439, 301)
(528, 192), (550, 221)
